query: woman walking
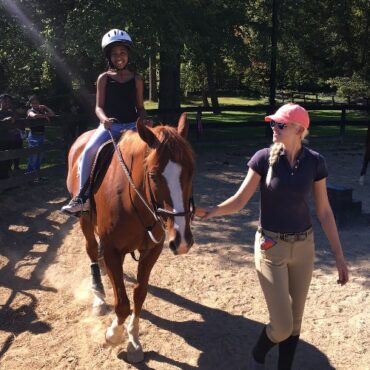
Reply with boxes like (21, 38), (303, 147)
(196, 103), (349, 369)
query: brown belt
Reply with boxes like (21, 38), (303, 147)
(258, 227), (313, 242)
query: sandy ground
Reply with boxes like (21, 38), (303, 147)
(0, 137), (369, 370)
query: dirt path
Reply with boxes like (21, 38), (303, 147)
(0, 139), (369, 369)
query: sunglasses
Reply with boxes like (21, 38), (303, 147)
(270, 121), (288, 130)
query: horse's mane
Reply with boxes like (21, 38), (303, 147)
(120, 125), (194, 168)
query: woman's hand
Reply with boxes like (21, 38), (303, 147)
(102, 117), (116, 129)
(195, 207), (217, 221)
(335, 255), (349, 285)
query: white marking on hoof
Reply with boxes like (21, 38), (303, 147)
(92, 295), (109, 316)
(125, 314), (143, 363)
(105, 317), (124, 345)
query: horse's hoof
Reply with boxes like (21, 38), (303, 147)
(92, 303), (110, 316)
(126, 341), (144, 363)
(105, 331), (123, 345)
(105, 320), (124, 345)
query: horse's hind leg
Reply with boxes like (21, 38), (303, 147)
(126, 244), (163, 363)
(80, 215), (108, 315)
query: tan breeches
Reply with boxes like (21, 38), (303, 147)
(254, 229), (315, 343)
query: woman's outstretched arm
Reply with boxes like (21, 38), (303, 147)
(196, 168), (261, 220)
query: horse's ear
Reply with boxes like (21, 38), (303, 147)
(177, 113), (188, 138)
(137, 118), (158, 148)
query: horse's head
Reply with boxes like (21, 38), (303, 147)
(137, 113), (195, 255)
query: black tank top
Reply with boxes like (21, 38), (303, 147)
(104, 75), (138, 123)
(29, 107), (47, 134)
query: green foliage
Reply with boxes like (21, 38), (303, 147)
(327, 74), (370, 98)
(0, 0), (369, 103)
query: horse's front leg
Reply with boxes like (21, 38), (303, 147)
(104, 248), (131, 345)
(126, 244), (163, 363)
(80, 216), (108, 316)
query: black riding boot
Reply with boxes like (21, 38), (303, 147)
(278, 335), (300, 370)
(252, 326), (276, 364)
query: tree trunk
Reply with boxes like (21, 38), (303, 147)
(269, 0), (279, 109)
(206, 62), (220, 114)
(159, 50), (181, 124)
(149, 55), (158, 102)
(360, 8), (370, 68)
(54, 67), (73, 96)
(202, 88), (209, 107)
(199, 67), (209, 107)
(267, 0), (279, 139)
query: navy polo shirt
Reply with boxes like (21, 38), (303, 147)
(248, 146), (328, 233)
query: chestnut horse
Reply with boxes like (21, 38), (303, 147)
(65, 114), (195, 362)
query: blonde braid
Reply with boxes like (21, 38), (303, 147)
(266, 142), (285, 187)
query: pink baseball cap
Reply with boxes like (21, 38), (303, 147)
(265, 103), (310, 129)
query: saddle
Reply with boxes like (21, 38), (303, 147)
(89, 139), (115, 194)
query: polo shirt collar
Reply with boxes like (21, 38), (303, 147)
(280, 145), (307, 160)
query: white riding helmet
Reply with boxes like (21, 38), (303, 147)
(101, 29), (133, 54)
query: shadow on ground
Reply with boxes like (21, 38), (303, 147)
(0, 175), (73, 358)
(118, 284), (335, 370)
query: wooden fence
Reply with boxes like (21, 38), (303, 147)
(0, 104), (369, 192)
(276, 92), (370, 106)
(0, 115), (88, 192)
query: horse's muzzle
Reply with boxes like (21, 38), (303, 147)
(169, 232), (194, 255)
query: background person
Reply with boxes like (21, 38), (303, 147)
(61, 28), (151, 215)
(196, 103), (349, 370)
(26, 95), (55, 183)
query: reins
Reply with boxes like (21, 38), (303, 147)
(107, 128), (165, 245)
(107, 125), (195, 262)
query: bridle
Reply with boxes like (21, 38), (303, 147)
(107, 128), (195, 245)
(146, 171), (196, 220)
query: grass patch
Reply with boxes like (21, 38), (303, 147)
(145, 97), (370, 123)
(34, 97), (368, 168)
(144, 96), (268, 109)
